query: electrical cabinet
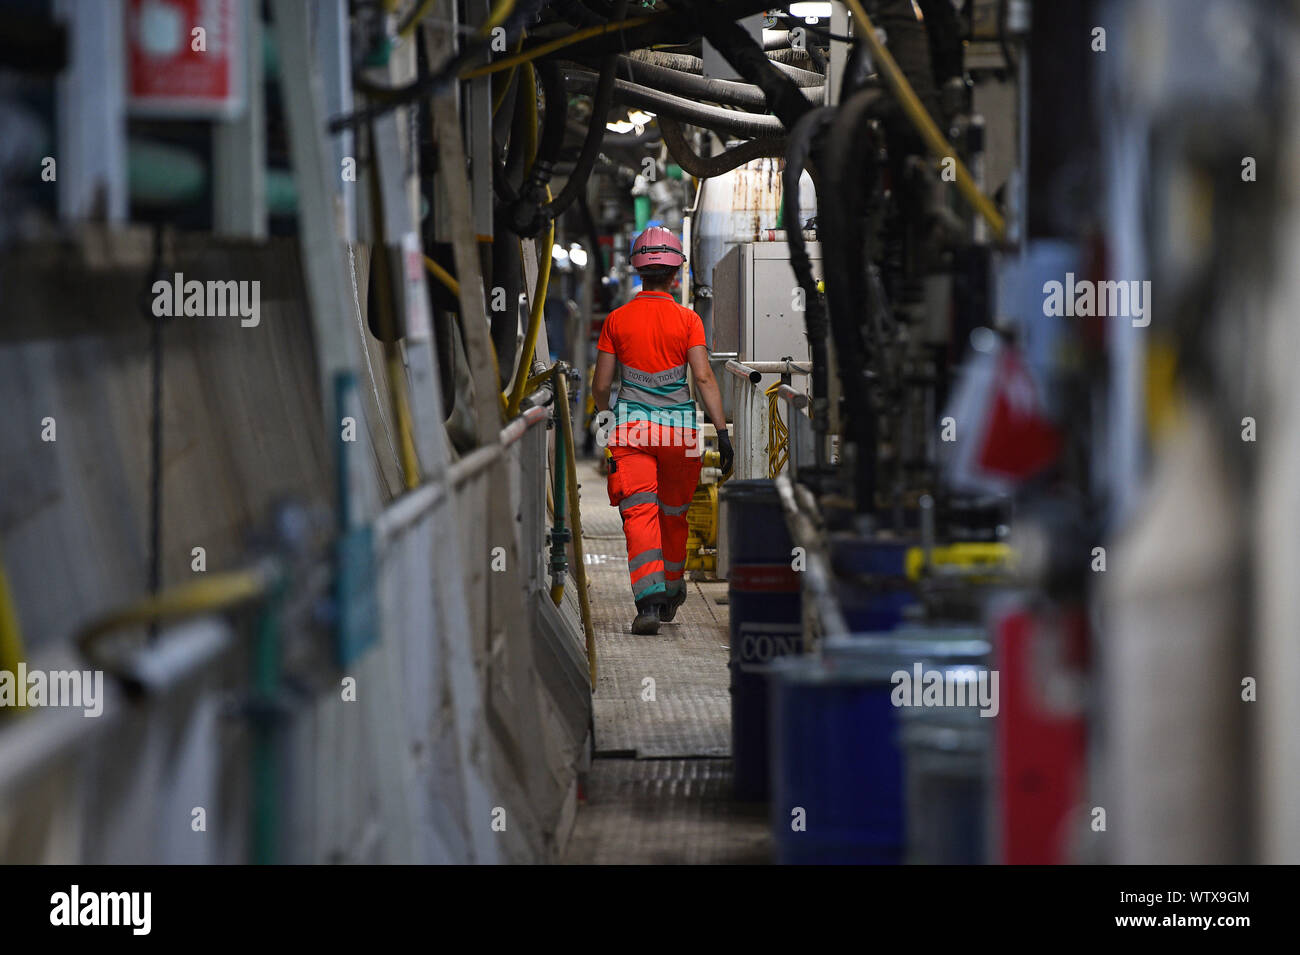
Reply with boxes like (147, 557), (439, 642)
(712, 240), (822, 394)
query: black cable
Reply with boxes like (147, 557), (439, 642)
(792, 22), (855, 43)
(659, 116), (785, 178)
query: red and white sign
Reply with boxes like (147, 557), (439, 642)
(943, 339), (1062, 494)
(127, 0), (243, 118)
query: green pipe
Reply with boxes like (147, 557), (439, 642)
(129, 140), (207, 205)
(126, 139), (298, 214)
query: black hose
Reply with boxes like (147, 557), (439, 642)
(490, 205), (523, 385)
(782, 106), (837, 462)
(822, 88), (891, 513)
(916, 0), (965, 88)
(875, 0), (939, 118)
(534, 0), (629, 227)
(658, 116), (784, 178)
(532, 61), (570, 187)
(502, 61), (568, 232)
(563, 68), (784, 138)
(666, 1), (816, 132)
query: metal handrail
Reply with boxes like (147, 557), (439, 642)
(745, 360), (812, 375)
(376, 400), (552, 542)
(774, 474), (849, 641)
(724, 359), (762, 384)
(776, 384), (809, 410)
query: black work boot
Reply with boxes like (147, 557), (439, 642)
(660, 584), (687, 623)
(631, 597), (662, 635)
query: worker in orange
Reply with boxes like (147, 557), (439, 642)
(592, 227), (733, 635)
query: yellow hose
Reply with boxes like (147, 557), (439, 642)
(480, 0), (517, 34)
(504, 189), (556, 416)
(76, 567), (271, 656)
(842, 0), (1006, 240)
(424, 254), (460, 297)
(492, 34), (526, 116)
(0, 547), (26, 714)
(553, 369), (597, 685)
(462, 16), (657, 80)
(400, 0), (515, 41)
(396, 0), (436, 39)
(388, 350), (422, 490)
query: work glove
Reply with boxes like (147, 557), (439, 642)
(716, 427), (734, 477)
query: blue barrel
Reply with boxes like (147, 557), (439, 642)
(829, 535), (919, 632)
(721, 479), (803, 801)
(769, 634), (988, 864)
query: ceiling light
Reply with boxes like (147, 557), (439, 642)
(788, 2), (832, 22)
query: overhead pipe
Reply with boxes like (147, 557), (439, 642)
(564, 69), (783, 138)
(658, 116), (785, 179)
(628, 50), (824, 88)
(602, 54), (823, 110)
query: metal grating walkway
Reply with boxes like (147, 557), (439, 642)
(564, 460), (771, 863)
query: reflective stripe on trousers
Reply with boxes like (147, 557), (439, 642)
(607, 426), (702, 604)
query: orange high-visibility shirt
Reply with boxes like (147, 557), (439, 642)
(597, 290), (706, 429)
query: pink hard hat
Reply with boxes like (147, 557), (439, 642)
(629, 226), (686, 269)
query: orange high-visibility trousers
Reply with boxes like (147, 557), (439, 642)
(607, 425), (702, 603)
